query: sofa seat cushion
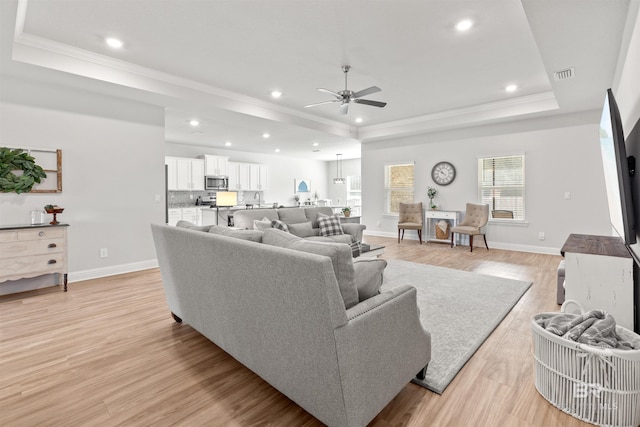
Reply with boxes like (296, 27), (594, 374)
(208, 225), (264, 242)
(288, 221), (316, 238)
(262, 229), (359, 309)
(318, 214), (344, 237)
(353, 258), (387, 301)
(277, 208), (308, 224)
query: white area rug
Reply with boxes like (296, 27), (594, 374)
(381, 259), (532, 394)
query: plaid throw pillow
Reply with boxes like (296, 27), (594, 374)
(271, 219), (290, 232)
(318, 214), (344, 237)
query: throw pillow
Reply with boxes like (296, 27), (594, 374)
(353, 258), (387, 301)
(208, 225), (263, 242)
(262, 229), (358, 309)
(318, 213), (344, 237)
(271, 219), (290, 232)
(288, 221), (316, 238)
(253, 217), (273, 231)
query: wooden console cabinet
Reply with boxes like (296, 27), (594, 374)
(0, 223), (69, 291)
(561, 234), (634, 331)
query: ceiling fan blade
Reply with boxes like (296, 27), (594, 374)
(340, 102), (349, 115)
(353, 98), (387, 108)
(352, 86), (381, 98)
(317, 88), (342, 99)
(304, 100), (340, 108)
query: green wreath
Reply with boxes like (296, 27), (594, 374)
(0, 147), (47, 194)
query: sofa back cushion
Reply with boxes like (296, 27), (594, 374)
(262, 229), (359, 309)
(288, 221), (317, 238)
(277, 208), (308, 225)
(304, 207), (334, 228)
(208, 225), (264, 242)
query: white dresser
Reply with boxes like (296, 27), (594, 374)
(0, 224), (69, 291)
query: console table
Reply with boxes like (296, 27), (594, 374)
(561, 234), (634, 331)
(425, 210), (460, 245)
(0, 223), (69, 291)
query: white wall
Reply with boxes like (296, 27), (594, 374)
(361, 116), (611, 253)
(0, 79), (165, 293)
(165, 142), (329, 206)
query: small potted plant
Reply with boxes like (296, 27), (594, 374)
(427, 187), (437, 210)
(342, 207), (351, 217)
(294, 194), (300, 207)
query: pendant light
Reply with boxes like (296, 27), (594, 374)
(333, 153), (346, 184)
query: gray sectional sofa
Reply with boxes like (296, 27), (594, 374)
(233, 206), (366, 244)
(151, 223), (431, 427)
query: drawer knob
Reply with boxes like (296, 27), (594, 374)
(38, 231), (45, 237)
(48, 243), (57, 248)
(47, 259), (57, 264)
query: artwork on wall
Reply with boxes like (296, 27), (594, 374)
(0, 147), (62, 193)
(294, 178), (311, 193)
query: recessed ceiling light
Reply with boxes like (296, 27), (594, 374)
(455, 19), (473, 32)
(505, 84), (518, 92)
(312, 142), (319, 147)
(189, 119), (200, 127)
(262, 133), (270, 139)
(106, 37), (123, 48)
(225, 141), (232, 147)
(355, 117), (363, 123)
(271, 90), (282, 98)
(275, 148), (280, 153)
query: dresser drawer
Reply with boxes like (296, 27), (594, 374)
(0, 231), (18, 243)
(425, 210), (457, 220)
(0, 252), (66, 279)
(0, 238), (65, 258)
(17, 228), (65, 241)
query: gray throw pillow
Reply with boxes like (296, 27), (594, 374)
(262, 229), (358, 309)
(253, 217), (272, 231)
(353, 258), (387, 301)
(271, 219), (290, 232)
(318, 213), (344, 237)
(208, 225), (263, 242)
(288, 221), (316, 238)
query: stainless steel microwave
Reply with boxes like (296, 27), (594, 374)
(205, 176), (229, 191)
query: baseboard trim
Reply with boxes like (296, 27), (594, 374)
(363, 231), (561, 255)
(70, 259), (159, 283)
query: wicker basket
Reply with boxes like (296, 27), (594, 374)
(531, 301), (640, 427)
(435, 222), (450, 240)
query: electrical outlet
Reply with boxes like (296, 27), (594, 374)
(376, 221), (381, 227)
(100, 248), (108, 258)
(564, 192), (571, 200)
(538, 232), (545, 241)
(154, 194), (161, 203)
(189, 194), (194, 199)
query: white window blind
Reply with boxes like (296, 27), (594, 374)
(478, 155), (525, 220)
(385, 163), (414, 215)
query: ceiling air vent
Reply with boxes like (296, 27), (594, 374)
(553, 67), (575, 81)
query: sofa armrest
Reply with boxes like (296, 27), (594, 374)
(333, 285), (431, 427)
(341, 223), (366, 242)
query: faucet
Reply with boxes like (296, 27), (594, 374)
(254, 191), (261, 207)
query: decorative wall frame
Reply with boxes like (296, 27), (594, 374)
(7, 147), (62, 193)
(294, 178), (311, 193)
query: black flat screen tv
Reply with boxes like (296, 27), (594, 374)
(599, 88), (636, 245)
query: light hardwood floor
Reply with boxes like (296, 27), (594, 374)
(0, 236), (593, 426)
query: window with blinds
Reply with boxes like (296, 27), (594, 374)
(478, 155), (525, 220)
(385, 163), (414, 215)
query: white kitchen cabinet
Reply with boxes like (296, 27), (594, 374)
(257, 165), (269, 190)
(168, 208), (182, 226)
(239, 163), (252, 190)
(181, 208), (198, 224)
(228, 162), (241, 191)
(203, 155), (229, 177)
(201, 207), (218, 226)
(167, 157), (204, 191)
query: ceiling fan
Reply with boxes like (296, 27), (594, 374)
(304, 65), (387, 115)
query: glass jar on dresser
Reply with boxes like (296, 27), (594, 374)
(0, 223), (69, 291)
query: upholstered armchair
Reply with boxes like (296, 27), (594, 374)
(398, 202), (423, 244)
(450, 203), (489, 252)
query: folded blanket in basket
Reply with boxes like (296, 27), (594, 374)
(537, 309), (636, 350)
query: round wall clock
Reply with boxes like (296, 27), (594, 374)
(431, 161), (456, 186)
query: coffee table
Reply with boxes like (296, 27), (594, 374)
(359, 243), (385, 258)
